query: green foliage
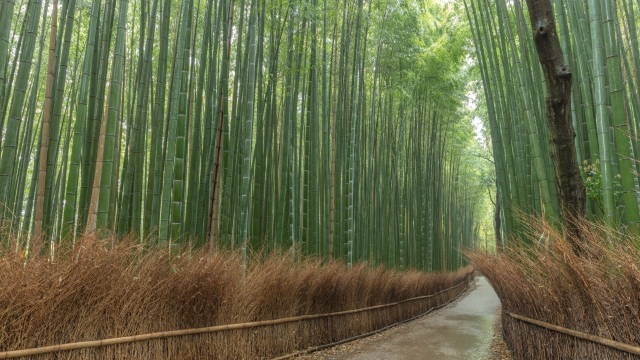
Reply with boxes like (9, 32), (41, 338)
(580, 160), (625, 214)
(0, 0), (489, 271)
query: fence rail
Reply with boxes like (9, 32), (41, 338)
(505, 310), (640, 356)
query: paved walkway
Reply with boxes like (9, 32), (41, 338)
(335, 276), (501, 359)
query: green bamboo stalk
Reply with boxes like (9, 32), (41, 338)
(159, 0), (191, 244)
(602, 0), (640, 232)
(117, 0), (159, 237)
(0, 0), (16, 121)
(0, 0), (43, 213)
(207, 0), (234, 248)
(588, 0), (616, 226)
(61, 0), (102, 238)
(33, 0), (55, 240)
(41, 0), (78, 233)
(87, 0), (130, 232)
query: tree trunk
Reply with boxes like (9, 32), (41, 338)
(207, 0), (234, 249)
(34, 0), (58, 241)
(523, 0), (586, 244)
(494, 188), (503, 251)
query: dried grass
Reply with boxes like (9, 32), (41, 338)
(0, 234), (472, 359)
(471, 217), (640, 360)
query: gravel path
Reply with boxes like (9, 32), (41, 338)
(299, 276), (512, 360)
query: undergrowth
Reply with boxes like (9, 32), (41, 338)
(471, 218), (640, 360)
(0, 234), (472, 359)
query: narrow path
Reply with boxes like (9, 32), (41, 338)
(307, 276), (502, 359)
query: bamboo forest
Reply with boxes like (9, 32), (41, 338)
(0, 0), (639, 358)
(0, 0), (484, 269)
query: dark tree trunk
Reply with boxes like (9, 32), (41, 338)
(523, 0), (587, 246)
(495, 188), (503, 251)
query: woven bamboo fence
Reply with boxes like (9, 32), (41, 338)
(502, 310), (640, 360)
(1, 273), (474, 359)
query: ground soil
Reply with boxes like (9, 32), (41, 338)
(485, 306), (512, 360)
(297, 276), (512, 360)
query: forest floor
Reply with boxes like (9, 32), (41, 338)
(299, 276), (512, 360)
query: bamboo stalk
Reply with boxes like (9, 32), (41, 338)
(33, 0), (58, 240)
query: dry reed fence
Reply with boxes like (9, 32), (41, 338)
(471, 218), (640, 360)
(0, 234), (473, 359)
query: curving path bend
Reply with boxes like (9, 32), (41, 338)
(314, 276), (502, 360)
